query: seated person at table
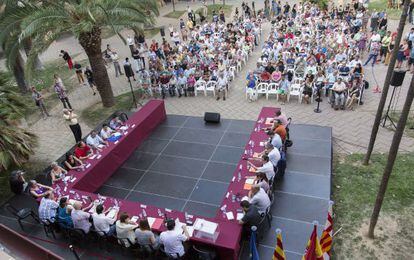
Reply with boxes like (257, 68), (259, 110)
(50, 162), (67, 183)
(248, 185), (271, 213)
(116, 212), (138, 247)
(74, 141), (93, 161)
(100, 124), (115, 140)
(254, 172), (270, 193)
(109, 116), (124, 129)
(92, 204), (118, 236)
(38, 192), (59, 223)
(272, 120), (287, 142)
(238, 200), (262, 229)
(268, 131), (282, 150)
(331, 78), (347, 110)
(71, 201), (94, 234)
(57, 197), (73, 228)
(248, 154), (275, 181)
(28, 180), (53, 199)
(64, 153), (84, 171)
(264, 143), (280, 172)
(160, 219), (190, 259)
(86, 130), (108, 150)
(274, 110), (288, 127)
(135, 219), (160, 249)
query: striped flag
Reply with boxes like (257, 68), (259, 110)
(320, 201), (334, 258)
(272, 229), (286, 260)
(302, 222), (324, 260)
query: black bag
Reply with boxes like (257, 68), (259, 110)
(285, 139), (293, 147)
(364, 80), (369, 89)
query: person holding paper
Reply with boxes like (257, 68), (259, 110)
(135, 219), (160, 249)
(160, 219), (189, 258)
(64, 153), (84, 171)
(248, 185), (271, 213)
(100, 123), (116, 140)
(86, 130), (108, 151)
(74, 141), (93, 161)
(92, 204), (118, 236)
(116, 213), (138, 247)
(238, 200), (262, 228)
(247, 154), (275, 181)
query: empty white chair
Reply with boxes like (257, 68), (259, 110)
(256, 82), (268, 99)
(266, 83), (279, 100)
(194, 80), (207, 96)
(206, 81), (216, 97)
(288, 83), (302, 103)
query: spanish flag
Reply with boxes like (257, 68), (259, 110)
(272, 229), (286, 260)
(320, 201), (334, 258)
(302, 222), (324, 260)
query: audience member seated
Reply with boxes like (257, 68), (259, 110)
(28, 180), (53, 199)
(160, 219), (190, 259)
(248, 154), (275, 181)
(109, 116), (124, 129)
(57, 197), (73, 228)
(238, 200), (262, 231)
(71, 201), (93, 234)
(9, 170), (27, 195)
(116, 212), (138, 247)
(254, 172), (270, 193)
(346, 78), (362, 110)
(92, 204), (118, 236)
(274, 110), (288, 127)
(268, 131), (283, 151)
(86, 130), (108, 150)
(302, 77), (313, 104)
(248, 185), (271, 213)
(100, 124), (115, 140)
(135, 219), (160, 249)
(331, 78), (347, 110)
(38, 192), (59, 223)
(74, 141), (93, 161)
(272, 120), (287, 142)
(50, 162), (67, 183)
(64, 153), (84, 171)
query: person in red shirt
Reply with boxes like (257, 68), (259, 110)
(273, 120), (287, 142)
(74, 141), (93, 161)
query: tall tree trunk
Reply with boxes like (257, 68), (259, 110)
(79, 27), (115, 107)
(368, 75), (414, 238)
(13, 52), (28, 93)
(363, 0), (410, 165)
(23, 38), (44, 70)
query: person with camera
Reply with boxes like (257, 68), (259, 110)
(63, 108), (82, 143)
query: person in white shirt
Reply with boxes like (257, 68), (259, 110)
(216, 74), (227, 101)
(248, 154), (275, 181)
(266, 143), (281, 168)
(86, 130), (108, 150)
(248, 185), (271, 213)
(126, 35), (135, 54)
(331, 78), (347, 110)
(100, 123), (115, 140)
(71, 201), (93, 234)
(269, 132), (283, 150)
(116, 213), (138, 247)
(160, 219), (190, 258)
(92, 204), (118, 236)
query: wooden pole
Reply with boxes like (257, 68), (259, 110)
(363, 0), (410, 165)
(368, 75), (414, 238)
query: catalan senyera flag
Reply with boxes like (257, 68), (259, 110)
(272, 229), (286, 260)
(320, 201), (334, 258)
(302, 223), (324, 260)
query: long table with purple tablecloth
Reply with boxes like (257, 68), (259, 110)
(53, 100), (242, 259)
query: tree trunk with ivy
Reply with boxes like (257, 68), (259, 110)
(79, 27), (115, 107)
(23, 38), (44, 70)
(13, 52), (28, 93)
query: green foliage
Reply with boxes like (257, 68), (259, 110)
(0, 72), (37, 171)
(368, 0), (402, 20)
(164, 10), (186, 19)
(308, 0), (329, 10)
(196, 4), (233, 21)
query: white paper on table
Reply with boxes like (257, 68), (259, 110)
(131, 216), (139, 222)
(85, 163), (91, 169)
(147, 217), (156, 228)
(114, 132), (122, 137)
(231, 176), (235, 182)
(120, 126), (128, 131)
(165, 208), (172, 213)
(124, 131), (129, 135)
(131, 124), (136, 128)
(226, 211), (234, 220)
(114, 140), (119, 144)
(225, 192), (230, 198)
(187, 226), (195, 237)
(173, 218), (186, 235)
(140, 204), (147, 208)
(70, 177), (77, 183)
(97, 154), (102, 159)
(106, 207), (119, 219)
(237, 213), (244, 221)
(259, 141), (266, 147)
(245, 178), (255, 185)
(193, 219), (218, 236)
(241, 196), (249, 202)
(89, 154), (97, 159)
(63, 176), (71, 182)
(97, 144), (105, 149)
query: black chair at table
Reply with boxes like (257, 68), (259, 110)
(42, 219), (57, 239)
(67, 227), (88, 245)
(4, 203), (40, 230)
(159, 245), (181, 259)
(192, 244), (218, 260)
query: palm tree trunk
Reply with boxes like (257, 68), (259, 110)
(79, 27), (115, 107)
(13, 52), (28, 93)
(23, 38), (44, 70)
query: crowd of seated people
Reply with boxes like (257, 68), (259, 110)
(246, 1), (374, 110)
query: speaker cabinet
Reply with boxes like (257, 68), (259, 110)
(204, 112), (221, 123)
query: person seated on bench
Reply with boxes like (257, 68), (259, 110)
(331, 78), (347, 110)
(248, 185), (271, 213)
(74, 141), (94, 161)
(254, 172), (270, 193)
(71, 201), (94, 234)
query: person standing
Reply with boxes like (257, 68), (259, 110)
(131, 47), (141, 73)
(363, 40), (380, 67)
(110, 51), (123, 77)
(73, 62), (85, 85)
(60, 50), (73, 70)
(63, 109), (82, 143)
(84, 66), (97, 95)
(123, 58), (135, 81)
(31, 86), (50, 119)
(126, 35), (135, 55)
(54, 74), (72, 109)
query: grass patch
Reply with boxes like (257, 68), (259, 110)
(368, 0), (402, 20)
(389, 111), (414, 138)
(164, 10), (186, 19)
(196, 4), (233, 21)
(332, 153), (414, 258)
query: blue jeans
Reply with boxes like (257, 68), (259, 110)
(364, 54), (378, 67)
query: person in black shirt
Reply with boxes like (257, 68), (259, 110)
(9, 170), (27, 195)
(239, 200), (263, 238)
(60, 50), (73, 70)
(84, 66), (97, 95)
(74, 62), (85, 85)
(265, 63), (276, 74)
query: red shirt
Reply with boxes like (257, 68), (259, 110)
(75, 145), (91, 158)
(274, 125), (287, 142)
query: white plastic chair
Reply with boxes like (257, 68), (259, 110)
(266, 83), (279, 100)
(288, 83), (302, 103)
(228, 68), (236, 82)
(206, 81), (216, 97)
(194, 80), (207, 96)
(256, 83), (268, 99)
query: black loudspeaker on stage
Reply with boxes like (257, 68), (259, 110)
(204, 112), (221, 123)
(382, 69), (406, 129)
(390, 70), (405, 87)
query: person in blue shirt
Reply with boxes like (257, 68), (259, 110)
(246, 72), (257, 102)
(57, 197), (74, 229)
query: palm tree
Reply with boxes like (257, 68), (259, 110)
(4, 0), (158, 107)
(0, 72), (37, 171)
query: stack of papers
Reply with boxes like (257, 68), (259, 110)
(244, 177), (255, 190)
(193, 219), (218, 236)
(89, 154), (97, 160)
(106, 207), (119, 218)
(131, 216), (139, 222)
(265, 117), (274, 125)
(237, 213), (244, 221)
(147, 217), (163, 230)
(226, 211), (234, 220)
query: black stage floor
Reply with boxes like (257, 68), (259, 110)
(0, 115), (332, 260)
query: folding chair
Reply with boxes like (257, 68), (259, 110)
(5, 203), (40, 230)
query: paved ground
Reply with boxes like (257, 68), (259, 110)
(6, 0), (414, 163)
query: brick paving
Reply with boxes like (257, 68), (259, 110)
(12, 0), (414, 163)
